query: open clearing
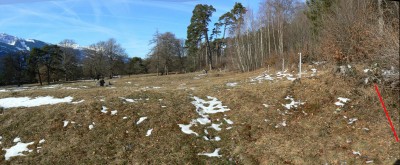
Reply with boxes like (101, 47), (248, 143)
(0, 64), (399, 164)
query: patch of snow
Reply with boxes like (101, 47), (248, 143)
(100, 99), (105, 102)
(362, 128), (370, 131)
(126, 82), (132, 84)
(3, 141), (34, 160)
(263, 104), (269, 108)
(275, 120), (287, 128)
(209, 123), (222, 131)
(101, 106), (108, 113)
(250, 72), (274, 82)
(25, 39), (35, 43)
(196, 117), (211, 125)
(111, 110), (117, 115)
(282, 96), (305, 110)
(125, 99), (135, 103)
(63, 87), (79, 90)
(211, 136), (221, 141)
(123, 116), (128, 120)
(366, 160), (374, 164)
(136, 117), (148, 125)
(89, 122), (95, 130)
(198, 148), (222, 158)
(352, 150), (361, 156)
(337, 97), (350, 103)
(335, 102), (345, 106)
(38, 139), (45, 144)
(72, 100), (84, 104)
(348, 118), (358, 125)
(0, 96), (73, 109)
(120, 97), (136, 103)
(287, 77), (296, 81)
(178, 123), (198, 136)
(0, 89), (9, 92)
(161, 106), (167, 108)
(63, 121), (69, 127)
(363, 69), (370, 73)
(13, 137), (21, 143)
(223, 118), (233, 125)
(146, 129), (153, 136)
(311, 68), (317, 76)
(226, 82), (238, 87)
(312, 61), (326, 65)
(192, 96), (230, 117)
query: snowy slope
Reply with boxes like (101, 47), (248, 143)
(0, 33), (48, 57)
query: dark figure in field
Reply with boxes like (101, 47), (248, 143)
(108, 81), (112, 86)
(99, 79), (105, 86)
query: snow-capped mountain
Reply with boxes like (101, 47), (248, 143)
(0, 33), (48, 57)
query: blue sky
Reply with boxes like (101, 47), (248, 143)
(0, 0), (260, 58)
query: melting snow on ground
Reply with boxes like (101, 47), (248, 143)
(209, 123), (222, 131)
(352, 150), (361, 156)
(282, 96), (305, 110)
(335, 97), (350, 107)
(63, 121), (69, 127)
(250, 73), (274, 82)
(101, 106), (108, 113)
(72, 100), (85, 104)
(178, 96), (233, 158)
(223, 118), (233, 124)
(146, 129), (153, 136)
(0, 96), (73, 108)
(250, 70), (298, 83)
(178, 123), (199, 136)
(348, 118), (358, 125)
(198, 148), (222, 158)
(226, 82), (238, 87)
(119, 97), (138, 103)
(3, 137), (34, 160)
(192, 96), (230, 116)
(275, 120), (287, 128)
(89, 122), (95, 130)
(334, 97), (350, 113)
(111, 110), (117, 115)
(311, 68), (317, 76)
(136, 117), (148, 125)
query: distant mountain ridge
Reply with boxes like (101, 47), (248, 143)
(0, 33), (48, 56)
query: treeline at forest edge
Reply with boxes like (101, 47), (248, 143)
(0, 0), (398, 87)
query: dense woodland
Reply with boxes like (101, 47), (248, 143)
(0, 0), (398, 87)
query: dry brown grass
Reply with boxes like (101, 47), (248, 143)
(0, 66), (398, 164)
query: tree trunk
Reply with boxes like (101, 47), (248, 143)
(47, 66), (50, 85)
(205, 30), (213, 71)
(38, 69), (42, 86)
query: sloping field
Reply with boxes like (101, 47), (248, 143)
(0, 64), (398, 164)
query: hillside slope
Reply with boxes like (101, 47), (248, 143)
(0, 64), (398, 164)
